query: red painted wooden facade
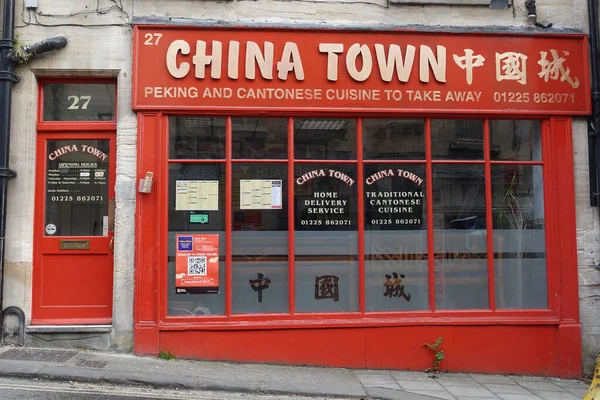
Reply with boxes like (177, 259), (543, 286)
(32, 79), (117, 325)
(131, 26), (589, 376)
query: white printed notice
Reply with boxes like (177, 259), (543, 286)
(240, 180), (282, 210)
(175, 180), (219, 211)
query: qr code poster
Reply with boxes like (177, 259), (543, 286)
(175, 234), (219, 294)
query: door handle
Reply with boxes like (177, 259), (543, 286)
(109, 237), (114, 254)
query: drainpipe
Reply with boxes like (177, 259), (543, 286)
(589, 0), (600, 208)
(0, 0), (67, 316)
(0, 0), (18, 314)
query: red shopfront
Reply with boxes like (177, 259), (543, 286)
(132, 26), (590, 376)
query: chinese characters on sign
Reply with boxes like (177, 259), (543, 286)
(383, 273), (411, 301)
(135, 28), (589, 114)
(249, 273), (271, 303)
(315, 275), (340, 302)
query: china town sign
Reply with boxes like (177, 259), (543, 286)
(133, 27), (590, 115)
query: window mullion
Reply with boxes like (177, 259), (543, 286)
(357, 117), (365, 314)
(288, 117), (296, 315)
(425, 118), (435, 312)
(483, 119), (496, 311)
(225, 116), (233, 317)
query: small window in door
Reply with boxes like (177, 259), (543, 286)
(44, 139), (110, 236)
(42, 83), (116, 121)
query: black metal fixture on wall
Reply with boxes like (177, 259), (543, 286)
(0, 0), (19, 316)
(0, 0), (67, 316)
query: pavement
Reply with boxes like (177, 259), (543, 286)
(0, 346), (590, 400)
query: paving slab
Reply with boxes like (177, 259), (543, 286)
(442, 385), (497, 398)
(405, 389), (456, 399)
(482, 383), (533, 395)
(364, 386), (443, 399)
(470, 374), (520, 385)
(432, 374), (481, 387)
(396, 379), (446, 391)
(496, 394), (542, 400)
(514, 381), (565, 392)
(531, 390), (580, 400)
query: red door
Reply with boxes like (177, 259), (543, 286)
(32, 133), (115, 324)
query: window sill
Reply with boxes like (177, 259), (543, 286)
(390, 0), (491, 5)
(155, 311), (559, 331)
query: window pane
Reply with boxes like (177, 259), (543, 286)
(44, 139), (109, 236)
(43, 83), (115, 121)
(294, 118), (356, 159)
(433, 165), (488, 309)
(490, 120), (542, 161)
(232, 118), (287, 159)
(169, 117), (225, 159)
(364, 164), (428, 311)
(232, 164), (288, 314)
(363, 119), (425, 160)
(167, 163), (225, 316)
(492, 165), (547, 309)
(431, 119), (484, 160)
(295, 164), (358, 312)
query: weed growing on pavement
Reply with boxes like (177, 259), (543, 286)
(158, 350), (176, 360)
(423, 337), (445, 373)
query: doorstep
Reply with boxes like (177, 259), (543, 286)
(26, 325), (112, 333)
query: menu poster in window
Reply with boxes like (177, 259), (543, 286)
(295, 167), (357, 230)
(45, 141), (109, 236)
(365, 167), (424, 230)
(175, 180), (219, 211)
(240, 180), (282, 210)
(175, 234), (219, 294)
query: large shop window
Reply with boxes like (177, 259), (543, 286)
(166, 117), (546, 317)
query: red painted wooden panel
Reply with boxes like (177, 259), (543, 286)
(135, 113), (161, 324)
(154, 325), (572, 376)
(31, 132), (115, 325)
(133, 27), (590, 115)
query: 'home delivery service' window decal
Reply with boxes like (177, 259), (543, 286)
(134, 28), (590, 114)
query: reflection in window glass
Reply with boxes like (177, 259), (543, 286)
(490, 120), (542, 161)
(433, 165), (488, 310)
(294, 118), (356, 159)
(232, 118), (287, 159)
(169, 117), (225, 159)
(294, 164), (358, 312)
(167, 163), (226, 316)
(232, 163), (288, 314)
(45, 139), (109, 237)
(492, 165), (547, 309)
(363, 119), (425, 160)
(43, 83), (115, 121)
(364, 164), (428, 311)
(431, 119), (484, 160)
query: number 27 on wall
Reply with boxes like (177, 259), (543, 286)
(67, 95), (92, 110)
